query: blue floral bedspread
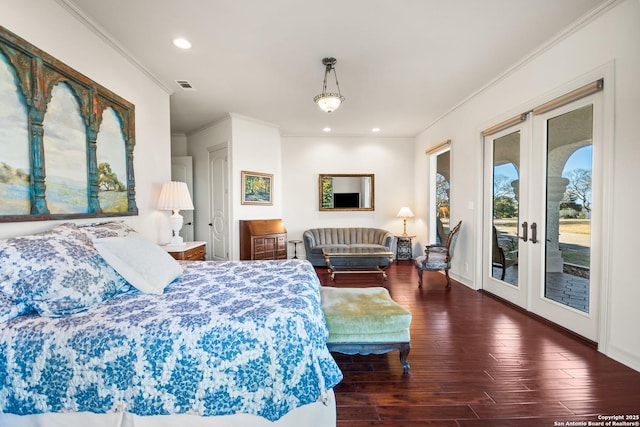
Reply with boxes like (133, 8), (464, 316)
(0, 259), (342, 421)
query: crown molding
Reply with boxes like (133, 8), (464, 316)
(55, 0), (173, 95)
(419, 0), (623, 135)
(227, 112), (281, 129)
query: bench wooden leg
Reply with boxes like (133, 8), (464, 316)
(399, 343), (411, 373)
(327, 342), (411, 373)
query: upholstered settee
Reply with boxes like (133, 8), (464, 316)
(302, 228), (395, 267)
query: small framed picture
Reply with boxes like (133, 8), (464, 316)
(241, 171), (273, 205)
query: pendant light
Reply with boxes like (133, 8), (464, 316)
(313, 57), (345, 113)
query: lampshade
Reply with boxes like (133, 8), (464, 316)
(397, 207), (414, 237)
(314, 57), (345, 113)
(397, 207), (415, 218)
(158, 181), (194, 211)
(158, 181), (194, 246)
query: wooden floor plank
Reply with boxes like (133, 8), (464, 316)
(318, 263), (640, 425)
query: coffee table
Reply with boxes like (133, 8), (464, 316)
(322, 248), (394, 280)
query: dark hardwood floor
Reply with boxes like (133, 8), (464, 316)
(315, 262), (640, 427)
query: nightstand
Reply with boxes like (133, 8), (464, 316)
(162, 241), (207, 261)
(395, 235), (415, 261)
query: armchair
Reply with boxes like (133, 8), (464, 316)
(492, 225), (517, 280)
(415, 221), (462, 287)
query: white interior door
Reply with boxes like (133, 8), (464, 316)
(171, 156), (194, 243)
(208, 145), (229, 261)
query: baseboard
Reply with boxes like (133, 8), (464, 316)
(477, 289), (598, 350)
(606, 344), (640, 373)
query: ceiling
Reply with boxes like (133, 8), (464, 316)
(65, 0), (606, 137)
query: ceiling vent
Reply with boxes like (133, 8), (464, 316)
(175, 80), (195, 91)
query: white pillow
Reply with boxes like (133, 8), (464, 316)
(93, 233), (183, 295)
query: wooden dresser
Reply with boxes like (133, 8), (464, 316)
(239, 219), (287, 260)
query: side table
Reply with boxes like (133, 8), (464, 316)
(162, 241), (207, 261)
(395, 235), (415, 261)
(289, 239), (302, 259)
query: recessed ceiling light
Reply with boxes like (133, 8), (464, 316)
(173, 38), (192, 49)
(323, 127), (332, 132)
(372, 128), (381, 132)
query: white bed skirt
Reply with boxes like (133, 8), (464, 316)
(0, 389), (336, 427)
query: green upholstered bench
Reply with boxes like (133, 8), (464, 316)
(320, 286), (412, 373)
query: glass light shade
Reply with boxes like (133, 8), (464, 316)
(314, 93), (344, 113)
(397, 207), (415, 218)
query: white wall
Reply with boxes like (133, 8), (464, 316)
(414, 0), (640, 370)
(187, 116), (232, 256)
(171, 134), (188, 157)
(187, 114), (282, 259)
(229, 114), (282, 259)
(1, 0), (172, 243)
(282, 136), (415, 258)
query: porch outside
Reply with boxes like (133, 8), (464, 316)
(494, 218), (590, 312)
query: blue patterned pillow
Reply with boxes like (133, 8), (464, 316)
(77, 221), (136, 239)
(0, 223), (129, 317)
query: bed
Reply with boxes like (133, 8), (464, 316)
(0, 222), (342, 426)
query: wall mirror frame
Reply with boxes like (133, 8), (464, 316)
(319, 173), (375, 211)
(0, 25), (137, 223)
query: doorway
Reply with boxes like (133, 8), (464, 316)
(482, 82), (604, 342)
(208, 144), (229, 261)
(428, 143), (451, 245)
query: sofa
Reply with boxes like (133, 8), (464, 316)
(302, 228), (395, 267)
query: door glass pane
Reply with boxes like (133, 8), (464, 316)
(545, 105), (592, 313)
(435, 151), (450, 244)
(492, 131), (520, 285)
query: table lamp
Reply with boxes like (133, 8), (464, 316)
(158, 181), (194, 246)
(396, 207), (415, 236)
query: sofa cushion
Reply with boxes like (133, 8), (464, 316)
(348, 243), (388, 250)
(415, 252), (448, 269)
(310, 244), (349, 254)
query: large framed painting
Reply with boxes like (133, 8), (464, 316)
(241, 171), (273, 205)
(0, 25), (137, 222)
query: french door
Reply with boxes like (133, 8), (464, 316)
(483, 123), (530, 309)
(483, 85), (603, 342)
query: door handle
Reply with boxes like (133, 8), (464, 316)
(519, 221), (528, 242)
(530, 222), (538, 244)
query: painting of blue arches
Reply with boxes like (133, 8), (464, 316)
(0, 53), (30, 215)
(43, 83), (89, 214)
(97, 107), (128, 213)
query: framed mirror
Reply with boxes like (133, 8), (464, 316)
(319, 174), (374, 211)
